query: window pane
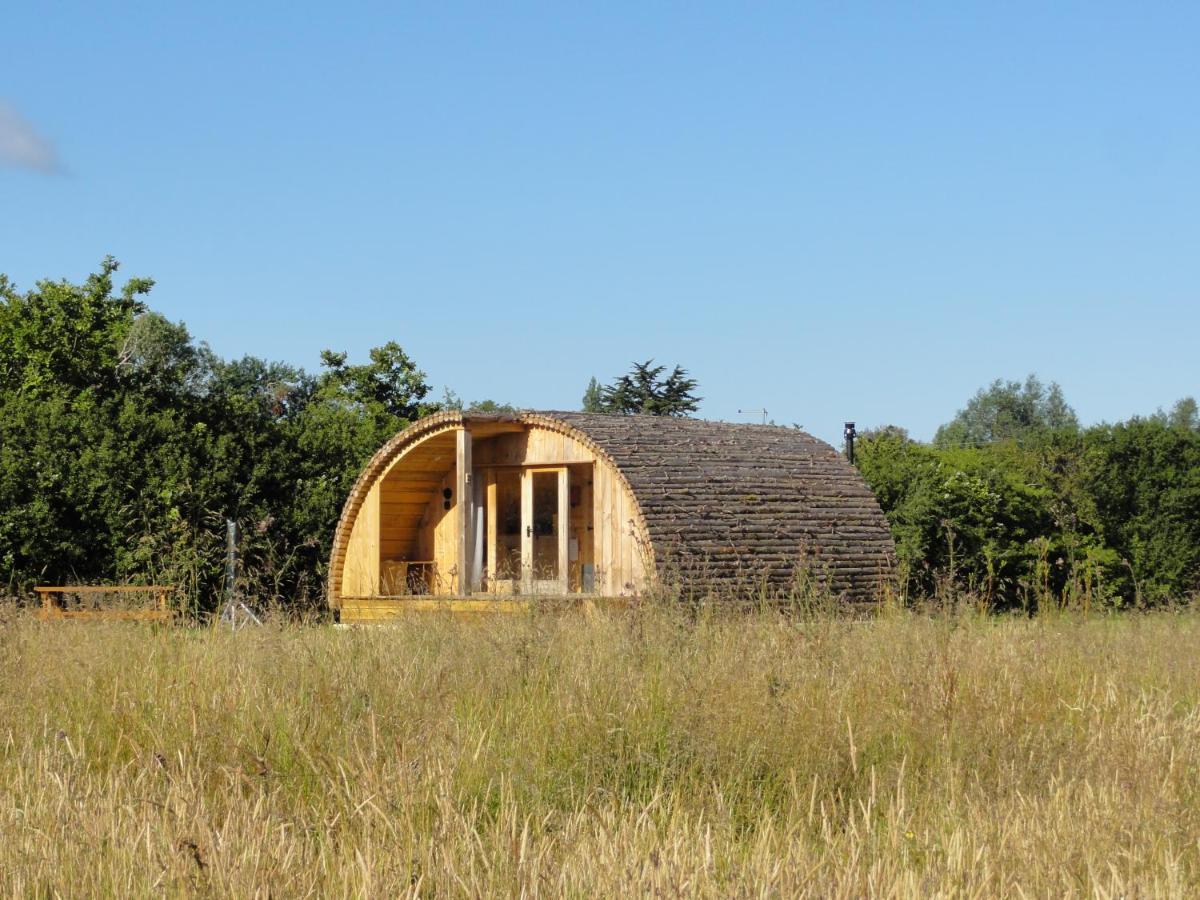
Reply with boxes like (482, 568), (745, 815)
(532, 471), (559, 579)
(495, 470), (521, 580)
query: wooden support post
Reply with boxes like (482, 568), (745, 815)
(520, 469), (533, 593)
(456, 427), (473, 595)
(485, 468), (497, 593)
(557, 467), (570, 594)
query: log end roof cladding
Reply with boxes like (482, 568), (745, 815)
(328, 411), (895, 602)
(542, 412), (895, 599)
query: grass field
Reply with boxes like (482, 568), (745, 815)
(2, 601), (1199, 897)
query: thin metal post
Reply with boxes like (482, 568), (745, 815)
(224, 519), (238, 607)
(844, 421), (857, 465)
(219, 518), (261, 629)
(738, 407), (768, 425)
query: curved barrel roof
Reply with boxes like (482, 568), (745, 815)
(545, 412), (895, 599)
(329, 411), (895, 602)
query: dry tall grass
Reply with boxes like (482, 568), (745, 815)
(2, 602), (1199, 897)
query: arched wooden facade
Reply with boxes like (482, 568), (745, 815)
(328, 412), (895, 620)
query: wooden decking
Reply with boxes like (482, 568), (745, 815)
(337, 595), (631, 624)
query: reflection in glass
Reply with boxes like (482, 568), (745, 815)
(495, 470), (521, 580)
(532, 471), (559, 580)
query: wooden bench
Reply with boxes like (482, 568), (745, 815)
(34, 585), (175, 621)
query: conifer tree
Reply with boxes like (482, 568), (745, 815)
(588, 360), (700, 416)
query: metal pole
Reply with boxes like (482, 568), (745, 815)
(738, 407), (768, 425)
(844, 422), (857, 465)
(224, 519), (238, 608)
(219, 519), (260, 629)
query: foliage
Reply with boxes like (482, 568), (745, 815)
(317, 343), (432, 422)
(1152, 396), (1199, 430)
(441, 389), (517, 414)
(860, 387), (1200, 608)
(588, 359), (701, 416)
(0, 260), (435, 606)
(1079, 417), (1200, 604)
(581, 376), (604, 412)
(934, 374), (1078, 447)
(857, 431), (1068, 606)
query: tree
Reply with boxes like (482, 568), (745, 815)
(934, 375), (1078, 447)
(1171, 397), (1200, 431)
(581, 377), (604, 412)
(439, 390), (515, 414)
(1152, 397), (1199, 431)
(1080, 419), (1200, 603)
(0, 259), (437, 608)
(316, 342), (433, 423)
(859, 424), (911, 442)
(465, 399), (516, 414)
(857, 427), (1119, 608)
(590, 360), (701, 417)
(0, 256), (152, 398)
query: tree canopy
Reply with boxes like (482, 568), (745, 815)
(934, 375), (1079, 447)
(581, 377), (604, 413)
(0, 259), (436, 606)
(583, 360), (701, 417)
(860, 379), (1200, 608)
(1154, 397), (1200, 431)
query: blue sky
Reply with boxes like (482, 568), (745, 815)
(2, 1), (1196, 445)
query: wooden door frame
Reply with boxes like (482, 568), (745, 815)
(521, 466), (569, 595)
(484, 467), (517, 594)
(482, 465), (570, 596)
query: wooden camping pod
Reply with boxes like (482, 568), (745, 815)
(328, 412), (896, 619)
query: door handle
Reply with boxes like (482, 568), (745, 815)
(526, 525), (532, 537)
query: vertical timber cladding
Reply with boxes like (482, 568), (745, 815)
(331, 414), (653, 602)
(341, 481), (380, 597)
(333, 418), (460, 600)
(455, 428), (473, 594)
(464, 423), (651, 596)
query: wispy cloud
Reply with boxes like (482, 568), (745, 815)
(0, 100), (62, 173)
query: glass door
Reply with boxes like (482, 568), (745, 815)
(523, 467), (568, 594)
